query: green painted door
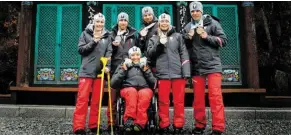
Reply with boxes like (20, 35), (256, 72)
(34, 4), (82, 84)
(103, 4), (173, 31)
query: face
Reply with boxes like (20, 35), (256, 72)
(159, 19), (170, 31)
(130, 52), (141, 64)
(143, 13), (153, 24)
(94, 20), (104, 31)
(118, 19), (128, 30)
(191, 10), (202, 21)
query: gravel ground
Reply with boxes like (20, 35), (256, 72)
(0, 117), (291, 135)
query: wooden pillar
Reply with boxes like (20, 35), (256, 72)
(16, 2), (33, 87)
(242, 2), (260, 88)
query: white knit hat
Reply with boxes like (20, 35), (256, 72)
(158, 13), (171, 24)
(189, 1), (203, 14)
(93, 13), (105, 24)
(117, 12), (129, 22)
(128, 46), (141, 57)
(142, 6), (154, 16)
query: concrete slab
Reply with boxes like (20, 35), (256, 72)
(0, 104), (19, 117)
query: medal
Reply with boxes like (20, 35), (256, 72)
(196, 27), (205, 35)
(140, 29), (148, 37)
(189, 29), (195, 36)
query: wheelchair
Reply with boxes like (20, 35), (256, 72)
(116, 92), (159, 135)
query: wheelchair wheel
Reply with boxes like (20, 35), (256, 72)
(148, 95), (159, 135)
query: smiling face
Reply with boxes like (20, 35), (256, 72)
(143, 13), (153, 24)
(94, 20), (104, 31)
(130, 52), (141, 64)
(159, 19), (170, 31)
(191, 10), (202, 21)
(118, 19), (128, 30)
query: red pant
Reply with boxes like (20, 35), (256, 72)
(73, 78), (116, 132)
(120, 87), (153, 128)
(192, 73), (225, 132)
(158, 79), (186, 128)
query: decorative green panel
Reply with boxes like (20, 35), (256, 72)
(203, 5), (241, 85)
(217, 6), (239, 66)
(59, 5), (82, 83)
(34, 4), (82, 84)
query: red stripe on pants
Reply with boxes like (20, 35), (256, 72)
(158, 79), (186, 128)
(120, 87), (153, 128)
(73, 78), (115, 132)
(192, 73), (225, 132)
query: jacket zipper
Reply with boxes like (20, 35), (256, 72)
(166, 37), (171, 80)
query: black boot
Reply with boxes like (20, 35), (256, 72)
(90, 127), (101, 134)
(192, 127), (205, 135)
(210, 130), (223, 135)
(74, 129), (86, 135)
(133, 124), (143, 132)
(124, 118), (134, 132)
(173, 126), (184, 134)
(159, 126), (170, 135)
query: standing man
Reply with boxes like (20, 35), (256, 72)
(73, 13), (112, 135)
(109, 12), (137, 130)
(147, 13), (190, 134)
(137, 6), (159, 69)
(182, 1), (227, 135)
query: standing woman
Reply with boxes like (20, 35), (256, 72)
(147, 13), (190, 134)
(73, 13), (112, 134)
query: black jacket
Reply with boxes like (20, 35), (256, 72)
(137, 17), (159, 67)
(78, 24), (112, 78)
(147, 27), (191, 79)
(110, 25), (137, 75)
(111, 64), (157, 90)
(182, 15), (227, 76)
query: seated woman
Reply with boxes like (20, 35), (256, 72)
(111, 46), (157, 132)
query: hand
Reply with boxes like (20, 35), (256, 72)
(188, 29), (195, 39)
(104, 67), (110, 73)
(112, 41), (120, 46)
(200, 31), (208, 39)
(123, 58), (132, 69)
(140, 28), (148, 37)
(139, 57), (147, 68)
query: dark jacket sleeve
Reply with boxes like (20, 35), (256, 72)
(78, 32), (98, 56)
(143, 68), (157, 90)
(205, 21), (227, 48)
(110, 66), (127, 90)
(181, 24), (193, 49)
(178, 34), (191, 78)
(105, 37), (113, 69)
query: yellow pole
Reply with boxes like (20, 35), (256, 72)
(107, 72), (114, 135)
(97, 57), (107, 135)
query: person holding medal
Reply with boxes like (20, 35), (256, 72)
(182, 1), (228, 135)
(109, 12), (138, 131)
(147, 13), (190, 134)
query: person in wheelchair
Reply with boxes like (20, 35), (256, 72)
(111, 46), (157, 133)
